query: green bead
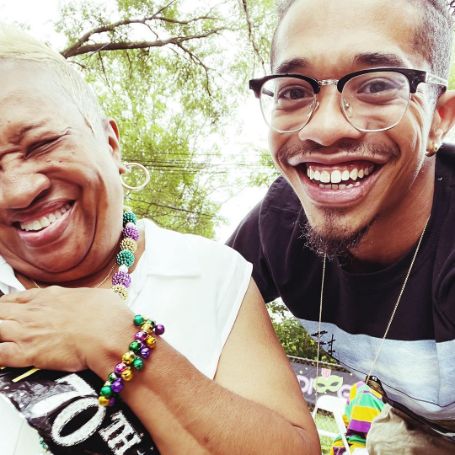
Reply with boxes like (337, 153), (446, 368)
(100, 385), (113, 398)
(132, 357), (144, 370)
(108, 373), (118, 382)
(129, 340), (141, 353)
(123, 211), (137, 226)
(134, 314), (145, 326)
(116, 249), (135, 267)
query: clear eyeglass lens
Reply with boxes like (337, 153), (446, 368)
(259, 77), (316, 133)
(259, 72), (411, 133)
(341, 71), (410, 131)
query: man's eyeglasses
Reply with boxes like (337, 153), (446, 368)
(249, 68), (447, 133)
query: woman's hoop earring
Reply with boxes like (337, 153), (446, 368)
(121, 162), (151, 192)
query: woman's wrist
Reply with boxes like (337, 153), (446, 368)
(97, 314), (165, 406)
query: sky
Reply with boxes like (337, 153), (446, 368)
(1, 0), (271, 241)
(0, 0), (62, 43)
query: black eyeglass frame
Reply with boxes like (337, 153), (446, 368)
(249, 67), (447, 98)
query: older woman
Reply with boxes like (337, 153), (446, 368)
(0, 25), (319, 455)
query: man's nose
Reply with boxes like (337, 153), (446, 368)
(298, 87), (364, 146)
(0, 170), (50, 209)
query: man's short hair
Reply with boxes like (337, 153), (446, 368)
(272, 0), (454, 79)
(0, 24), (105, 133)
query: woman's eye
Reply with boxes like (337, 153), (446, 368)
(27, 138), (58, 155)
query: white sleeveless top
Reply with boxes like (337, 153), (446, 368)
(0, 220), (252, 454)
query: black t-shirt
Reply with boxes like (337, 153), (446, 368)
(228, 143), (455, 425)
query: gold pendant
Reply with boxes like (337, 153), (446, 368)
(365, 375), (386, 396)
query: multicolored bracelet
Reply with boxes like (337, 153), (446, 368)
(98, 314), (165, 406)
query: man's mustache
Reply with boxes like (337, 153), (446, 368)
(277, 140), (400, 162)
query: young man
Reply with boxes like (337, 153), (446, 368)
(229, 0), (455, 452)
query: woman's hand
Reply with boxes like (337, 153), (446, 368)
(0, 287), (133, 372)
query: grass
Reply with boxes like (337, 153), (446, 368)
(314, 413), (338, 455)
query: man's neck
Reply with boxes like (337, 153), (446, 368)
(347, 164), (435, 268)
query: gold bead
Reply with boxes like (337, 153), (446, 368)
(120, 238), (137, 253)
(122, 351), (136, 365)
(121, 367), (134, 381)
(112, 284), (128, 301)
(141, 323), (153, 334)
(99, 396), (110, 406)
(145, 335), (157, 348)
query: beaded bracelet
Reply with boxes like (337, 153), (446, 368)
(98, 314), (165, 406)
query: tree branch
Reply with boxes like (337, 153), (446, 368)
(62, 29), (223, 58)
(239, 0), (266, 71)
(154, 15), (217, 25)
(61, 13), (220, 58)
(174, 42), (212, 96)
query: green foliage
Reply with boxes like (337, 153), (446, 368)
(268, 300), (332, 361)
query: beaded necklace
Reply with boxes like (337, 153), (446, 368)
(111, 209), (140, 301)
(31, 210), (140, 294)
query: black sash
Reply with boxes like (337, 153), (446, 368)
(0, 367), (160, 454)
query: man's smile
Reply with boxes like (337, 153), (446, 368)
(287, 157), (386, 208)
(305, 162), (375, 187)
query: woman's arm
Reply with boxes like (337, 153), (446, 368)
(0, 283), (320, 454)
(99, 280), (320, 454)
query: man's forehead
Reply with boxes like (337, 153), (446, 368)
(274, 0), (421, 73)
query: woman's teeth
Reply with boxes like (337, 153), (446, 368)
(20, 204), (71, 232)
(306, 165), (374, 185)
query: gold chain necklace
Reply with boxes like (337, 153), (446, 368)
(315, 218), (429, 399)
(31, 264), (115, 289)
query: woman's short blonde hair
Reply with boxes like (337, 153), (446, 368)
(0, 24), (105, 132)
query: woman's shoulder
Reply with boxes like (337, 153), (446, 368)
(141, 218), (250, 270)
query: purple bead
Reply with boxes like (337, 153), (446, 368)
(112, 271), (132, 287)
(114, 362), (127, 375)
(111, 378), (124, 393)
(108, 397), (116, 407)
(135, 330), (148, 342)
(140, 346), (151, 359)
(154, 324), (165, 335)
(123, 224), (139, 241)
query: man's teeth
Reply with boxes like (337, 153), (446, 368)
(20, 204), (71, 232)
(307, 165), (374, 184)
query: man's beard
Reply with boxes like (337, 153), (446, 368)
(301, 212), (371, 261)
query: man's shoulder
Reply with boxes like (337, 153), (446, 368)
(437, 142), (455, 173)
(228, 176), (303, 247)
(261, 176), (302, 215)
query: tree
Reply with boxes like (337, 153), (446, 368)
(52, 0), (273, 237)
